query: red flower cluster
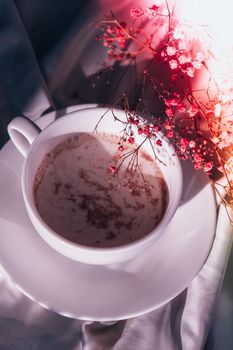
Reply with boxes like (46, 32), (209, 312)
(96, 21), (131, 64)
(161, 29), (204, 77)
(130, 4), (160, 19)
(95, 3), (233, 204)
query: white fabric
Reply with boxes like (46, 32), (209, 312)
(81, 205), (233, 350)
(0, 1), (233, 349)
(0, 206), (231, 349)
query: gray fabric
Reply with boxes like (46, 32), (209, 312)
(0, 0), (53, 148)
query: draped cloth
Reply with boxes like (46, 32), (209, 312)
(0, 1), (232, 349)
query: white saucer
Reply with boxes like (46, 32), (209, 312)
(0, 105), (217, 321)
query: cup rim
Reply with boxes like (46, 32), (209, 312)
(21, 107), (183, 256)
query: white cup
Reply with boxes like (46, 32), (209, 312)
(7, 107), (183, 265)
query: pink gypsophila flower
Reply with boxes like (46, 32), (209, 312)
(149, 4), (160, 13)
(166, 130), (174, 138)
(203, 161), (213, 172)
(186, 67), (195, 77)
(165, 107), (174, 118)
(128, 136), (135, 144)
(130, 7), (141, 18)
(169, 59), (178, 70)
(178, 53), (192, 65)
(108, 165), (117, 174)
(137, 127), (143, 135)
(166, 46), (177, 56)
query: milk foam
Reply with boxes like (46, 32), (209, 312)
(33, 132), (168, 247)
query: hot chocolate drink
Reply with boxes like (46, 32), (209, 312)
(33, 132), (168, 248)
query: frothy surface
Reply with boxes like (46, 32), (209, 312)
(33, 133), (168, 247)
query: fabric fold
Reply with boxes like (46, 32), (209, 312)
(0, 0), (53, 148)
(81, 205), (233, 350)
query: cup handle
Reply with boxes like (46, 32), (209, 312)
(7, 116), (41, 157)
